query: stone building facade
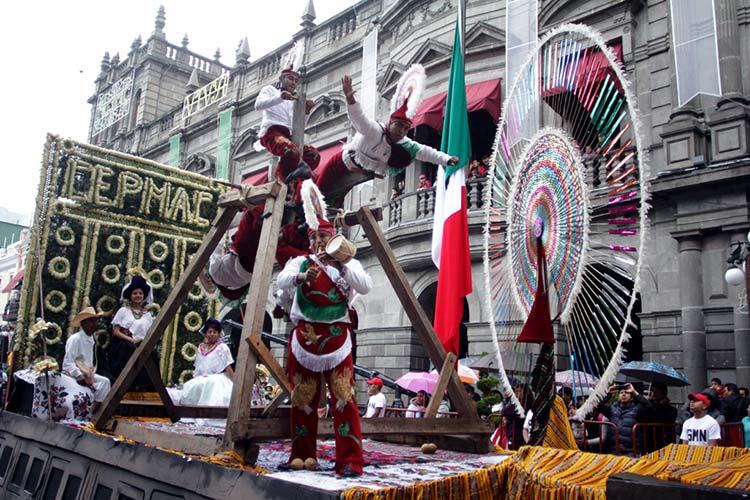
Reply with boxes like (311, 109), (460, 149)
(88, 0), (750, 400)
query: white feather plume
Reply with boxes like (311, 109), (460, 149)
(301, 179), (327, 230)
(390, 64), (426, 119)
(282, 41), (305, 72)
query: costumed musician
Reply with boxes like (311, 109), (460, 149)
(277, 179), (370, 477)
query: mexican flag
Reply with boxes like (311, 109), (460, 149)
(431, 17), (473, 358)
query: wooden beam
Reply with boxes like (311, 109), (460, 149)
(223, 184), (288, 448)
(93, 204), (241, 429)
(113, 420), (222, 456)
(216, 183), (276, 209)
(340, 207), (382, 227)
(261, 391), (286, 418)
(143, 355), (178, 422)
(237, 417), (493, 440)
(356, 207), (477, 420)
(424, 352), (456, 418)
(246, 335), (292, 395)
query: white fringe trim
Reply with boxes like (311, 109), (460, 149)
(291, 330), (352, 373)
(390, 64), (426, 119)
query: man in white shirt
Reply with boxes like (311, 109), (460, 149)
(680, 392), (721, 446)
(365, 377), (387, 418)
(62, 307), (111, 402)
(256, 67), (319, 186)
(313, 75), (458, 208)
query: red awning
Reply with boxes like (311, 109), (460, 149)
(316, 142), (344, 168)
(2, 269), (23, 294)
(241, 169), (269, 186)
(542, 43), (623, 98)
(411, 78), (502, 132)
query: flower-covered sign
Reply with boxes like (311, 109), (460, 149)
(15, 135), (227, 384)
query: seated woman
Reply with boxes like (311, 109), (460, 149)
(108, 274), (154, 388)
(168, 318), (234, 408)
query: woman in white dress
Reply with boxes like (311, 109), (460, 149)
(109, 274), (154, 387)
(169, 318), (234, 408)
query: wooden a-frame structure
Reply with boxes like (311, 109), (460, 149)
(92, 95), (491, 462)
(91, 181), (492, 461)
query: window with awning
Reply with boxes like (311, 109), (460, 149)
(410, 78), (502, 132)
(241, 169), (269, 186)
(2, 270), (23, 294)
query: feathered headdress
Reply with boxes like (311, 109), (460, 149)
(389, 64), (426, 124)
(301, 179), (334, 235)
(281, 41), (305, 77)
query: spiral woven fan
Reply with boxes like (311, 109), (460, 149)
(483, 24), (650, 418)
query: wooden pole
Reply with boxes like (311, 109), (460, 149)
(223, 183), (288, 460)
(355, 207), (477, 419)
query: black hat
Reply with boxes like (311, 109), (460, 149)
(121, 274), (152, 303)
(200, 317), (223, 335)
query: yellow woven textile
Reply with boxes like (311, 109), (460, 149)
(541, 395), (577, 450)
(341, 462), (510, 500)
(503, 444), (750, 500)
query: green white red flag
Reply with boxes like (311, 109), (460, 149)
(431, 14), (473, 358)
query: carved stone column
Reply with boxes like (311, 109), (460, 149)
(706, 0), (750, 162)
(676, 234), (707, 393)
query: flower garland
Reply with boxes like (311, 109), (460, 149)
(188, 284), (204, 301)
(42, 323), (63, 345)
(183, 311), (202, 332)
(54, 226), (75, 246)
(106, 234), (126, 254)
(44, 290), (67, 313)
(181, 342), (198, 362)
(48, 256), (71, 280)
(148, 269), (166, 290)
(96, 295), (117, 316)
(101, 264), (121, 284)
(146, 303), (161, 315)
(178, 369), (194, 385)
(148, 240), (169, 262)
(94, 329), (110, 350)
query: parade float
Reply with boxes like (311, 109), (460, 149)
(0, 9), (748, 499)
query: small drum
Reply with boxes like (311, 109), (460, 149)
(325, 234), (357, 264)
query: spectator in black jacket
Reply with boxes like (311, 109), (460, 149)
(644, 382), (678, 451)
(722, 383), (749, 423)
(599, 383), (653, 455)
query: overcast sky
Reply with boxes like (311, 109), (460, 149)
(0, 0), (356, 223)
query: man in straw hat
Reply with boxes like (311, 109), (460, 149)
(63, 306), (111, 401)
(277, 180), (371, 477)
(313, 70), (458, 208)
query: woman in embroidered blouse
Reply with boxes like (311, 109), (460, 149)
(168, 318), (234, 409)
(109, 274), (154, 385)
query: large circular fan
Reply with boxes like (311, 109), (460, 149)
(483, 24), (649, 418)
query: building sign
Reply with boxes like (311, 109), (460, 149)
(182, 72), (230, 121)
(15, 136), (226, 384)
(92, 72), (134, 136)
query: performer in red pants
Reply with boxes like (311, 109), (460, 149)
(276, 180), (371, 476)
(256, 66), (320, 204)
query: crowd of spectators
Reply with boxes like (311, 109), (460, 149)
(389, 156), (490, 201)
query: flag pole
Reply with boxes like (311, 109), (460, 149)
(458, 0), (466, 63)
